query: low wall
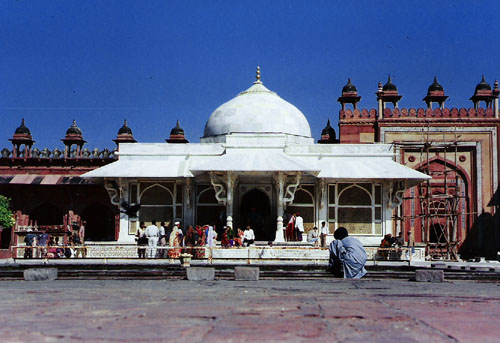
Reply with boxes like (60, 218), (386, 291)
(12, 243), (425, 262)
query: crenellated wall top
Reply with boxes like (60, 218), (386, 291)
(340, 107), (499, 122)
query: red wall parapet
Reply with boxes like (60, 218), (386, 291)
(340, 107), (498, 122)
(339, 109), (377, 121)
(381, 107), (495, 119)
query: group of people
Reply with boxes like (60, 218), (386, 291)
(220, 226), (256, 247)
(285, 213), (305, 241)
(135, 221), (263, 259)
(23, 223), (86, 259)
(135, 220), (184, 259)
(378, 231), (415, 260)
(135, 220), (229, 259)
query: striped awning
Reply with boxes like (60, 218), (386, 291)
(0, 175), (91, 185)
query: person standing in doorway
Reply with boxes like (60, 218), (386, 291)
(295, 213), (304, 242)
(320, 221), (329, 248)
(145, 221), (159, 258)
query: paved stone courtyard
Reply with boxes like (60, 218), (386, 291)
(0, 279), (499, 342)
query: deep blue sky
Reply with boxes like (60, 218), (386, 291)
(1, 1), (500, 149)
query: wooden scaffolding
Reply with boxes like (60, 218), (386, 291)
(394, 127), (466, 260)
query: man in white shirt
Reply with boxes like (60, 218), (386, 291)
(320, 221), (329, 248)
(243, 226), (255, 246)
(145, 220), (160, 258)
(295, 213), (304, 242)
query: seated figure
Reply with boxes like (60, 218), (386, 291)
(307, 227), (320, 247)
(328, 227), (367, 279)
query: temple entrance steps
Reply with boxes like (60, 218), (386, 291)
(0, 261), (499, 281)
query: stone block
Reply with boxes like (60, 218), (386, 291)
(234, 266), (259, 281)
(431, 263), (447, 269)
(186, 267), (215, 281)
(24, 268), (58, 281)
(415, 269), (444, 283)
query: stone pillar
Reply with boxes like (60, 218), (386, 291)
(377, 99), (383, 119)
(116, 179), (134, 243)
(184, 178), (194, 228)
(377, 81), (383, 119)
(319, 179), (328, 226)
(275, 172), (285, 242)
(495, 97), (499, 118)
(226, 172), (234, 229)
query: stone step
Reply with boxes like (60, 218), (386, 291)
(0, 263), (499, 281)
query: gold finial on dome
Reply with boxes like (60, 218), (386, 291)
(254, 65), (262, 84)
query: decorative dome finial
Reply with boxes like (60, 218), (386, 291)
(254, 66), (262, 84)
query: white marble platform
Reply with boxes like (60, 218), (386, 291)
(13, 243), (425, 261)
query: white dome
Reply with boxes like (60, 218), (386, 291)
(203, 80), (312, 139)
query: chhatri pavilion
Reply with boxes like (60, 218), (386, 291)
(84, 68), (429, 246)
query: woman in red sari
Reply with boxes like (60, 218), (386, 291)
(286, 213), (296, 241)
(183, 225), (196, 255)
(193, 225), (206, 259)
(221, 227), (231, 248)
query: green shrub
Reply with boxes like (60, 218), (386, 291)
(0, 195), (15, 229)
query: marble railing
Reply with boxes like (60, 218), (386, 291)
(12, 243), (425, 261)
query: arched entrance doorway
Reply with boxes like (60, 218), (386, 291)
(240, 189), (273, 241)
(81, 203), (116, 241)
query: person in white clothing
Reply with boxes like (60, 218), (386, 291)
(145, 220), (160, 258)
(206, 225), (217, 248)
(243, 226), (255, 246)
(320, 221), (329, 248)
(295, 213), (304, 241)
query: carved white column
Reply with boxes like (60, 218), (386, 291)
(113, 179), (133, 242)
(319, 179), (328, 226)
(274, 172), (285, 242)
(226, 172), (235, 229)
(184, 178), (195, 228)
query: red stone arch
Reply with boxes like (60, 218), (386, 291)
(409, 156), (473, 246)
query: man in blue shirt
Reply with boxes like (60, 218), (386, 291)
(328, 227), (367, 279)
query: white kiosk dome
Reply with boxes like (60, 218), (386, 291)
(202, 67), (312, 142)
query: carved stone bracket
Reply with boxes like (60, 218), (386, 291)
(104, 180), (121, 206)
(283, 172), (302, 204)
(389, 180), (406, 209)
(209, 172), (227, 205)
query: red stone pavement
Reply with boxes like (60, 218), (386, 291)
(0, 279), (499, 342)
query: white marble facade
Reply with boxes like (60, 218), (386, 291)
(84, 75), (429, 246)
